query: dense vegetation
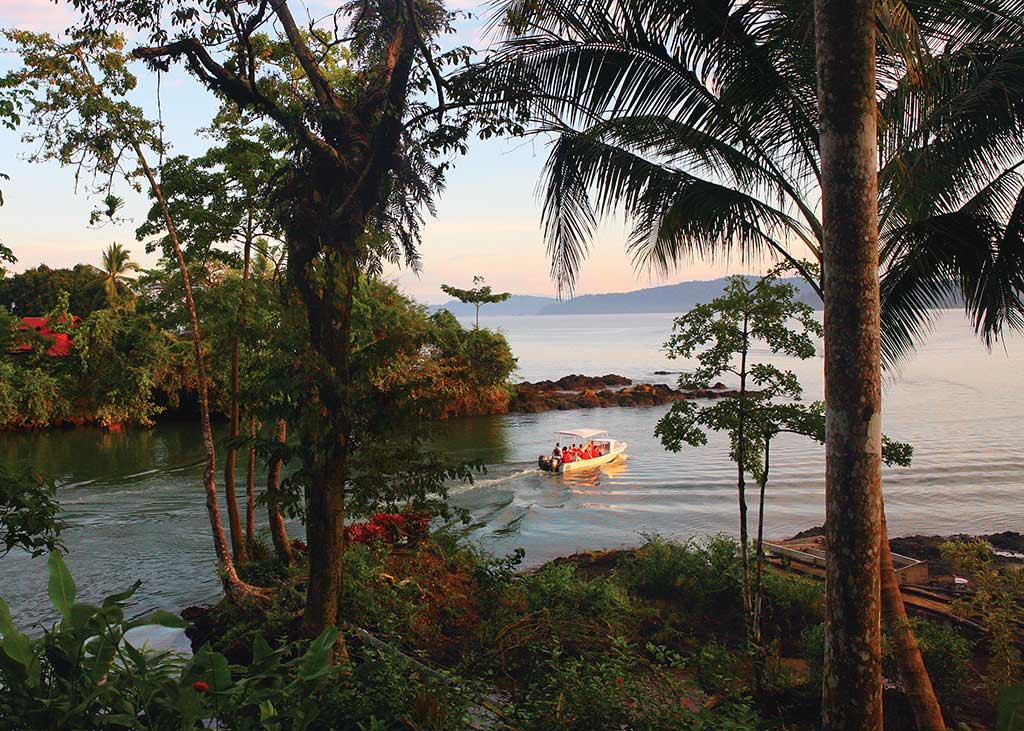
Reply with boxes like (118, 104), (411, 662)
(0, 531), (992, 730)
(0, 257), (516, 430)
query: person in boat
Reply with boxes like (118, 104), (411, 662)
(561, 446), (573, 463)
(552, 443), (561, 457)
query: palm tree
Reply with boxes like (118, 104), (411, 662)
(489, 0), (1024, 366)
(99, 243), (139, 306)
(489, 1), (1024, 727)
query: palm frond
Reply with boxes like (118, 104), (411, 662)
(880, 169), (1024, 367)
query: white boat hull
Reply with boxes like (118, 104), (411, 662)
(558, 442), (628, 473)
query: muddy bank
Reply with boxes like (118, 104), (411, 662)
(509, 373), (736, 413)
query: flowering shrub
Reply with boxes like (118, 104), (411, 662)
(344, 511), (430, 546)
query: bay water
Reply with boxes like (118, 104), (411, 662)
(1, 310), (1020, 636)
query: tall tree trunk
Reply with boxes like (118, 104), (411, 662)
(224, 224), (255, 562)
(267, 418), (294, 566)
(753, 437), (770, 646)
(815, 1), (884, 728)
(133, 143), (263, 604)
(737, 316), (752, 646)
(881, 500), (945, 729)
(246, 413), (257, 546)
(291, 247), (359, 658)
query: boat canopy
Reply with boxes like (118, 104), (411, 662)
(554, 428), (609, 439)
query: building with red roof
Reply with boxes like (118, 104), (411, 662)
(11, 316), (80, 357)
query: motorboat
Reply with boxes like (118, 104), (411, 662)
(538, 428), (628, 473)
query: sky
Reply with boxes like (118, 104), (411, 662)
(0, 0), (762, 304)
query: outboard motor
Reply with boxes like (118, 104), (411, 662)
(538, 455), (560, 472)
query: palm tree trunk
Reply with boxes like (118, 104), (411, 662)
(132, 143), (264, 604)
(246, 413), (257, 545)
(267, 418), (293, 566)
(881, 500), (945, 730)
(814, 1), (884, 728)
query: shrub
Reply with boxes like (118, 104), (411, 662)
(882, 618), (973, 708)
(759, 570), (824, 648)
(692, 641), (742, 697)
(804, 618), (972, 710)
(524, 563), (632, 619)
(512, 639), (761, 731)
(617, 535), (744, 639)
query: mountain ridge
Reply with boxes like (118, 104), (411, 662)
(427, 276), (822, 317)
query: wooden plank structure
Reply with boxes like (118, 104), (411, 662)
(766, 536), (929, 585)
(764, 537), (966, 627)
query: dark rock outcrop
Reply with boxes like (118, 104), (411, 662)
(508, 374), (740, 413)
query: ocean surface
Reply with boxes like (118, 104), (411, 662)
(1, 310), (1021, 637)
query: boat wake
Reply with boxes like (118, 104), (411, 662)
(451, 467), (540, 494)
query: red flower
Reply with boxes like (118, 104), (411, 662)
(192, 681), (209, 693)
(624, 700), (635, 709)
(616, 677), (624, 685)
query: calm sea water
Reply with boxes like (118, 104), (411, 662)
(1, 310), (1021, 635)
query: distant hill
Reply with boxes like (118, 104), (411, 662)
(429, 277), (822, 317)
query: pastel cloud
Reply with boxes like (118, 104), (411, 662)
(0, 0), (78, 32)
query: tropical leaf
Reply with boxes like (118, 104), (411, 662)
(47, 551), (76, 619)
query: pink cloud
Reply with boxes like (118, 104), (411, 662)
(0, 0), (78, 32)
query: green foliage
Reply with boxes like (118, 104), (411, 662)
(440, 276), (512, 326)
(617, 535), (743, 626)
(942, 539), (1024, 694)
(0, 264), (106, 317)
(998, 685), (1024, 731)
(0, 464), (63, 559)
(758, 570), (824, 643)
(511, 638), (761, 730)
(804, 617), (973, 709)
(0, 554), (471, 730)
(882, 618), (973, 708)
(73, 306), (190, 426)
(655, 272), (822, 485)
(0, 298), (191, 429)
(525, 563), (632, 619)
(0, 552), (191, 731)
(98, 243), (138, 306)
(691, 641), (740, 696)
(0, 361), (69, 429)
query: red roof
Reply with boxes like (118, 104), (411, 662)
(12, 316), (80, 357)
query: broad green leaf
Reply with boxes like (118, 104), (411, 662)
(252, 635), (273, 663)
(210, 651), (232, 692)
(0, 595), (17, 637)
(125, 609), (189, 630)
(297, 627), (337, 681)
(998, 685), (1024, 731)
(101, 580), (142, 608)
(260, 699), (278, 721)
(47, 552), (76, 618)
(0, 629), (34, 670)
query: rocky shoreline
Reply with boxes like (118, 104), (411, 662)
(508, 373), (736, 413)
